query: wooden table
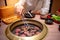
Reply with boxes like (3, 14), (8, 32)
(0, 15), (60, 40)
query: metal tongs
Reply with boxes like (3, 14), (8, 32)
(21, 12), (29, 27)
(27, 11), (33, 17)
(21, 11), (33, 27)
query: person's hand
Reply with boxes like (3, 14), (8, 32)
(40, 14), (48, 19)
(15, 3), (25, 16)
(31, 10), (40, 15)
(31, 10), (48, 19)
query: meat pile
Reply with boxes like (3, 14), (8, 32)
(12, 24), (42, 37)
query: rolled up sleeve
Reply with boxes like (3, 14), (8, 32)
(41, 0), (50, 15)
(15, 0), (26, 7)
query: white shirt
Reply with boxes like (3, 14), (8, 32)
(15, 0), (50, 15)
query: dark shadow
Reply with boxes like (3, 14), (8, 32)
(49, 0), (53, 13)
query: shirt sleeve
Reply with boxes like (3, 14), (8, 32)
(40, 0), (50, 15)
(15, 0), (26, 7)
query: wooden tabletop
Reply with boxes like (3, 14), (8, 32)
(0, 15), (60, 40)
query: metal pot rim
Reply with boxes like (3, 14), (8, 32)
(5, 19), (48, 40)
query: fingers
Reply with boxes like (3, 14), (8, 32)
(31, 10), (40, 15)
(15, 6), (24, 15)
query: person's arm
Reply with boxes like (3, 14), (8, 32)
(40, 0), (50, 15)
(15, 0), (26, 7)
(14, 0), (26, 15)
(32, 0), (50, 15)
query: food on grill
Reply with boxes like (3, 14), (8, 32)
(12, 24), (42, 37)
